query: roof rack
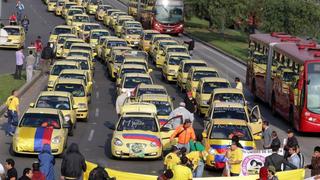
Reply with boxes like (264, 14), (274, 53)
(297, 42), (317, 50)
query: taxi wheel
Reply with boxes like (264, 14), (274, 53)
(9, 144), (17, 156)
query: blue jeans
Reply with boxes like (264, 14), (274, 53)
(193, 160), (204, 177)
(7, 110), (18, 135)
(17, 12), (22, 23)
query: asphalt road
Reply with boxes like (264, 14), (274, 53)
(0, 0), (318, 178)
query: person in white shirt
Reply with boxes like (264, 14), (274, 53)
(116, 89), (130, 115)
(235, 77), (243, 91)
(0, 163), (5, 180)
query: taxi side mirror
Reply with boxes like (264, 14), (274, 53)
(29, 103), (35, 108)
(73, 105), (78, 109)
(160, 127), (171, 132)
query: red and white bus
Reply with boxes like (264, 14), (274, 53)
(247, 33), (320, 132)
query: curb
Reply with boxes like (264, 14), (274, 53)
(0, 71), (43, 116)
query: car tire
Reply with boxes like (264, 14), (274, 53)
(9, 144), (17, 156)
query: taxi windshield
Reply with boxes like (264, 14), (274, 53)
(71, 46), (91, 51)
(107, 41), (127, 47)
(169, 56), (190, 65)
(193, 71), (218, 81)
(58, 36), (74, 44)
(115, 55), (124, 63)
(59, 74), (87, 85)
(149, 101), (172, 116)
(167, 47), (188, 53)
(84, 25), (100, 31)
(137, 88), (166, 96)
(183, 63), (207, 73)
(202, 82), (230, 94)
(55, 84), (85, 97)
(91, 31), (109, 39)
(51, 65), (77, 75)
(124, 51), (148, 59)
(4, 28), (20, 35)
(210, 125), (253, 141)
(65, 41), (82, 49)
(124, 77), (152, 88)
(53, 28), (72, 35)
(159, 41), (177, 48)
(155, 37), (172, 44)
(144, 33), (158, 40)
(65, 3), (76, 8)
(121, 68), (146, 75)
(68, 9), (83, 15)
(36, 96), (70, 110)
(20, 113), (61, 129)
(126, 23), (142, 28)
(123, 62), (147, 69)
(126, 29), (142, 35)
(212, 107), (246, 120)
(213, 93), (245, 104)
(99, 6), (111, 11)
(69, 51), (90, 58)
(73, 16), (89, 22)
(117, 116), (158, 132)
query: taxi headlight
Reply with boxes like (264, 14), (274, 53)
(114, 138), (123, 146)
(78, 103), (87, 109)
(52, 136), (62, 144)
(150, 142), (158, 147)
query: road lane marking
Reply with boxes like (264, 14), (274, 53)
(88, 129), (95, 141)
(96, 91), (99, 99)
(95, 108), (99, 117)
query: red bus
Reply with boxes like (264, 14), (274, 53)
(247, 33), (320, 132)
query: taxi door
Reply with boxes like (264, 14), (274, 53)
(160, 116), (183, 150)
(249, 105), (263, 140)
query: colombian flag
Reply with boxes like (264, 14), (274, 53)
(159, 119), (167, 126)
(34, 127), (53, 152)
(211, 144), (254, 162)
(122, 134), (161, 147)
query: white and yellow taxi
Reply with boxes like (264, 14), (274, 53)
(101, 37), (128, 63)
(161, 52), (191, 82)
(59, 69), (93, 96)
(54, 33), (77, 58)
(88, 29), (110, 47)
(71, 14), (90, 31)
(117, 73), (153, 96)
(65, 55), (93, 78)
(103, 9), (120, 27)
(139, 30), (160, 52)
(0, 26), (25, 49)
(78, 23), (101, 40)
(121, 27), (143, 48)
(86, 0), (99, 14)
(114, 15), (134, 37)
(116, 64), (150, 85)
(132, 84), (168, 100)
(55, 0), (65, 16)
(95, 4), (112, 21)
(156, 45), (189, 68)
(150, 39), (178, 62)
(108, 11), (127, 28)
(177, 60), (207, 91)
(65, 8), (85, 26)
(61, 38), (85, 58)
(47, 0), (58, 11)
(62, 2), (77, 18)
(49, 25), (77, 43)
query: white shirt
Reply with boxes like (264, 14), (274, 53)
(116, 92), (128, 114)
(0, 163), (4, 180)
(16, 50), (25, 65)
(236, 82), (243, 90)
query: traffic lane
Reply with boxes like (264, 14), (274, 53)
(0, 0), (64, 75)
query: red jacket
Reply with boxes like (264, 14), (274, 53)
(35, 39), (43, 52)
(9, 15), (17, 21)
(32, 171), (46, 180)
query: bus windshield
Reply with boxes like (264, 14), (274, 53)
(155, 5), (183, 24)
(307, 63), (320, 114)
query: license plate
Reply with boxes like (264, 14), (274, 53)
(166, 29), (172, 32)
(134, 42), (139, 45)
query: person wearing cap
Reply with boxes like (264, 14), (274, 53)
(170, 119), (196, 153)
(262, 121), (272, 149)
(168, 102), (194, 129)
(226, 141), (243, 176)
(116, 89), (130, 115)
(164, 145), (181, 170)
(305, 146), (320, 176)
(31, 162), (45, 180)
(284, 129), (299, 159)
(267, 166), (279, 180)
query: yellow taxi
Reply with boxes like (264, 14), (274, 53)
(150, 39), (178, 62)
(68, 49), (95, 66)
(62, 2), (77, 18)
(106, 46), (132, 66)
(47, 0), (58, 11)
(101, 38), (127, 63)
(53, 78), (89, 120)
(48, 61), (80, 91)
(149, 34), (173, 54)
(71, 14), (90, 31)
(208, 88), (246, 106)
(122, 49), (148, 60)
(195, 77), (230, 116)
(0, 26), (25, 49)
(107, 47), (132, 79)
(121, 27), (143, 48)
(54, 33), (77, 58)
(108, 11), (128, 28)
(86, 0), (99, 14)
(177, 60), (207, 91)
(70, 42), (94, 58)
(114, 16), (134, 37)
(139, 30), (160, 52)
(103, 9), (121, 27)
(206, 102), (263, 139)
(65, 55), (94, 78)
(88, 29), (110, 47)
(132, 84), (168, 100)
(202, 119), (256, 169)
(11, 108), (69, 155)
(117, 73), (153, 95)
(138, 94), (174, 127)
(30, 91), (77, 136)
(61, 38), (84, 58)
(161, 52), (191, 82)
(116, 64), (150, 85)
(78, 23), (101, 40)
(156, 45), (189, 68)
(122, 57), (149, 71)
(69, 5), (86, 13)
(185, 67), (219, 98)
(95, 4), (112, 21)
(49, 25), (77, 43)
(55, 0), (65, 16)
(95, 36), (109, 58)
(122, 21), (143, 29)
(65, 8), (85, 26)
(109, 102), (171, 159)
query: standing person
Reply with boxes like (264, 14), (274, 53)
(184, 39), (194, 56)
(184, 92), (196, 114)
(0, 163), (5, 180)
(38, 144), (55, 180)
(20, 15), (30, 33)
(34, 36), (43, 70)
(262, 121), (272, 149)
(5, 90), (19, 136)
(264, 145), (296, 172)
(284, 129), (299, 159)
(231, 135), (243, 148)
(25, 50), (35, 82)
(234, 77), (243, 91)
(270, 131), (281, 150)
(4, 159), (17, 180)
(16, 1), (25, 23)
(226, 141), (243, 176)
(171, 156), (193, 180)
(168, 102), (194, 129)
(189, 134), (205, 152)
(170, 119), (196, 153)
(9, 13), (17, 25)
(61, 143), (87, 180)
(164, 145), (181, 170)
(40, 42), (54, 74)
(157, 169), (173, 180)
(18, 168), (33, 180)
(88, 163), (111, 180)
(15, 47), (24, 80)
(115, 89), (129, 115)
(267, 166), (279, 180)
(305, 146), (320, 176)
(31, 162), (45, 180)
(286, 146), (300, 170)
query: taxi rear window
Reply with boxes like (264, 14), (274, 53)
(212, 107), (246, 120)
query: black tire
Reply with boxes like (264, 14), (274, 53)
(9, 144), (17, 156)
